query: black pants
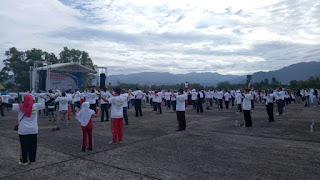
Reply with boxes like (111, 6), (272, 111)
(89, 104), (97, 111)
(231, 97), (235, 106)
(237, 104), (242, 112)
(277, 100), (284, 114)
(100, 104), (109, 121)
(153, 102), (157, 111)
(0, 104), (4, 116)
(19, 134), (37, 163)
(166, 100), (171, 108)
(171, 100), (176, 111)
(197, 99), (203, 113)
(218, 99), (223, 109)
(192, 100), (196, 109)
(225, 101), (229, 109)
(135, 99), (142, 116)
(176, 111), (186, 130)
(123, 107), (128, 124)
(243, 110), (252, 127)
(266, 103), (274, 121)
(210, 99), (213, 106)
(157, 103), (162, 114)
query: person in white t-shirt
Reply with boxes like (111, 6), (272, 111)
(100, 88), (112, 122)
(191, 89), (197, 109)
(241, 89), (252, 127)
(85, 90), (98, 111)
(224, 90), (230, 109)
(265, 90), (275, 122)
(52, 92), (72, 131)
(217, 89), (224, 110)
(1, 94), (10, 112)
(120, 90), (129, 125)
(165, 90), (172, 110)
(196, 90), (204, 113)
(99, 86), (131, 144)
(132, 88), (143, 117)
(12, 94), (45, 165)
(171, 89), (188, 131)
(205, 90), (211, 110)
(275, 88), (285, 115)
(171, 91), (177, 111)
(235, 90), (243, 112)
(154, 90), (163, 114)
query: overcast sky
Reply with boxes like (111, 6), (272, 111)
(0, 0), (319, 75)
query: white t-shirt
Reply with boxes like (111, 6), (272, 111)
(171, 93), (177, 101)
(176, 94), (187, 111)
(73, 92), (81, 102)
(242, 94), (252, 110)
(217, 91), (224, 100)
(235, 93), (243, 104)
(36, 93), (46, 104)
(199, 92), (204, 98)
(55, 97), (72, 111)
(101, 91), (112, 104)
(13, 103), (45, 135)
(133, 90), (143, 99)
(85, 92), (98, 104)
(165, 92), (172, 100)
(224, 92), (230, 101)
(154, 93), (163, 103)
(205, 91), (210, 99)
(276, 91), (285, 100)
(120, 93), (128, 107)
(108, 96), (126, 118)
(8, 92), (18, 100)
(266, 94), (274, 105)
(191, 91), (197, 100)
(1, 95), (10, 103)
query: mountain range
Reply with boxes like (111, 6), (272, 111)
(107, 61), (320, 86)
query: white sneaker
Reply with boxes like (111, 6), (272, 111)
(18, 162), (28, 166)
(275, 113), (280, 116)
(118, 141), (123, 144)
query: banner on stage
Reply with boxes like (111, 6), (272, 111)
(49, 72), (82, 91)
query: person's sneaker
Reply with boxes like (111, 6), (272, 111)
(109, 141), (117, 145)
(81, 149), (85, 152)
(18, 162), (28, 166)
(118, 141), (123, 144)
(52, 127), (60, 131)
(275, 113), (280, 116)
(87, 147), (93, 151)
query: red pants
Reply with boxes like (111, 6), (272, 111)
(185, 99), (188, 107)
(111, 118), (123, 143)
(81, 119), (93, 149)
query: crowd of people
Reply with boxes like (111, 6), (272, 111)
(1, 84), (319, 166)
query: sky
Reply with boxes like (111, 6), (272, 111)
(0, 0), (319, 75)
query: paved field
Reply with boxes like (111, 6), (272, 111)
(1, 101), (320, 180)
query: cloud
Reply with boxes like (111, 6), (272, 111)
(0, 0), (319, 75)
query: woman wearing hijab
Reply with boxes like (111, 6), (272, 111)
(12, 94), (45, 165)
(75, 102), (99, 152)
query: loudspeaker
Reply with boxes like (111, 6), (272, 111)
(39, 70), (47, 90)
(100, 73), (106, 89)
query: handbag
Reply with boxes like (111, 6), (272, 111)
(13, 114), (25, 131)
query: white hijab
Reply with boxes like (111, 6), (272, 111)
(76, 102), (95, 126)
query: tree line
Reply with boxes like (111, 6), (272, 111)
(0, 47), (95, 91)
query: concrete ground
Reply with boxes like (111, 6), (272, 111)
(0, 101), (320, 180)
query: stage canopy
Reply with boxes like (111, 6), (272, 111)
(32, 62), (97, 91)
(34, 62), (97, 73)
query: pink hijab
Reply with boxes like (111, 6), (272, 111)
(19, 94), (33, 117)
